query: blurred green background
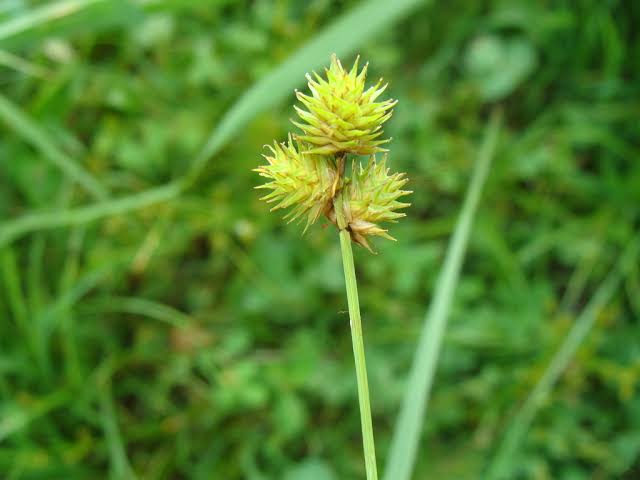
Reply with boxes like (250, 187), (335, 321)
(1, 0), (639, 479)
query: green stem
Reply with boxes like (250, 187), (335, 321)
(339, 228), (378, 480)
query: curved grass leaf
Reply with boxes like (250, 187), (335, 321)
(0, 0), (141, 48)
(485, 235), (640, 479)
(383, 111), (501, 480)
(0, 93), (107, 200)
(0, 0), (426, 246)
(84, 296), (193, 328)
(184, 0), (427, 185)
(0, 0), (104, 42)
(0, 182), (182, 248)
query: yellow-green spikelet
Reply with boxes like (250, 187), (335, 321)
(254, 136), (338, 230)
(343, 156), (411, 250)
(293, 54), (397, 156)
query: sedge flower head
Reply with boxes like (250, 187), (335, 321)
(254, 135), (338, 230)
(341, 156), (411, 251)
(255, 55), (410, 251)
(293, 54), (396, 156)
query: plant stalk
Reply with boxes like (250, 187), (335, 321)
(339, 227), (378, 480)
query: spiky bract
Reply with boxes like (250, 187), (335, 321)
(293, 54), (396, 156)
(254, 136), (337, 230)
(343, 156), (411, 250)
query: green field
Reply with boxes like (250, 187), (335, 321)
(1, 1), (639, 479)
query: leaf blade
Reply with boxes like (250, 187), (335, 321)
(484, 235), (640, 479)
(0, 93), (108, 200)
(184, 0), (427, 184)
(383, 110), (501, 480)
(0, 0), (426, 246)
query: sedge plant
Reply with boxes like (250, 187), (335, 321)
(255, 54), (410, 479)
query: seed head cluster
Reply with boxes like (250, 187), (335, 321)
(255, 135), (338, 231)
(293, 56), (396, 155)
(255, 54), (411, 251)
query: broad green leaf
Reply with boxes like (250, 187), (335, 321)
(284, 459), (337, 480)
(465, 35), (538, 102)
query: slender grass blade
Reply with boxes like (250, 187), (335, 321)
(383, 111), (501, 480)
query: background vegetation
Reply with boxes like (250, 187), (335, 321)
(1, 0), (639, 479)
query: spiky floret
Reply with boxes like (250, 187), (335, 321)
(343, 156), (411, 251)
(254, 136), (338, 230)
(293, 54), (397, 155)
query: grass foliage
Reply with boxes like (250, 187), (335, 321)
(1, 0), (639, 479)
